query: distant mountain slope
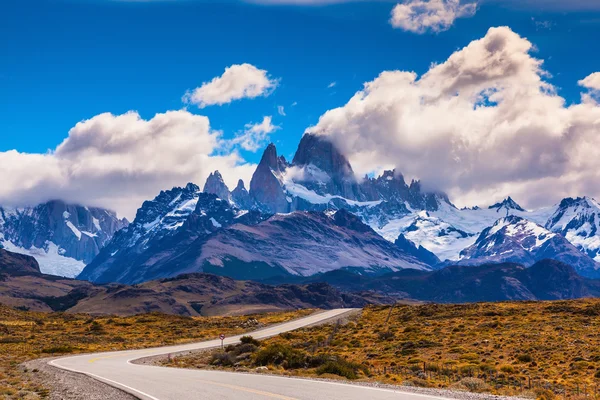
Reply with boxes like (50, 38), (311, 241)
(456, 216), (600, 278)
(0, 201), (127, 277)
(545, 197), (600, 262)
(79, 188), (435, 284)
(306, 259), (591, 303)
(0, 249), (388, 316)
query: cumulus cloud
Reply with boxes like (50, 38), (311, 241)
(308, 26), (600, 209)
(183, 63), (279, 108)
(390, 0), (477, 33)
(0, 111), (256, 219)
(579, 72), (600, 104)
(228, 116), (280, 152)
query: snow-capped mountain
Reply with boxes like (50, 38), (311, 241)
(456, 216), (600, 278)
(367, 196), (556, 262)
(78, 133), (600, 284)
(79, 190), (434, 284)
(545, 197), (600, 262)
(0, 201), (127, 277)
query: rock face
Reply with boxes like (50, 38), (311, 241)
(0, 201), (127, 277)
(249, 144), (290, 213)
(394, 234), (440, 267)
(231, 180), (255, 210)
(291, 133), (361, 200)
(456, 216), (600, 278)
(203, 171), (231, 202)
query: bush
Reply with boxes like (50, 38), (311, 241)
(41, 345), (74, 354)
(453, 377), (490, 393)
(500, 365), (515, 373)
(211, 352), (235, 367)
(240, 336), (260, 347)
(253, 343), (307, 369)
(517, 354), (533, 363)
(316, 358), (366, 380)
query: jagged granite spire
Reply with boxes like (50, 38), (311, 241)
(231, 179), (255, 210)
(203, 171), (231, 202)
(249, 143), (290, 213)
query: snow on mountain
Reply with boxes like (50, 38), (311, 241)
(0, 201), (127, 278)
(373, 211), (477, 262)
(545, 197), (600, 262)
(78, 134), (600, 283)
(456, 215), (600, 278)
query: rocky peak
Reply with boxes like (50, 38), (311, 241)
(203, 171), (231, 202)
(250, 144), (289, 213)
(134, 183), (200, 227)
(292, 133), (354, 180)
(231, 180), (255, 210)
(259, 143), (282, 173)
(489, 197), (526, 213)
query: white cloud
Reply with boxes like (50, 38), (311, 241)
(328, 81), (337, 88)
(390, 0), (477, 33)
(308, 27), (600, 209)
(183, 63), (279, 108)
(278, 105), (287, 116)
(0, 111), (256, 219)
(580, 72), (600, 90)
(228, 116), (280, 152)
(579, 72), (600, 104)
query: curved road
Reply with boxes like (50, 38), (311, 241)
(50, 309), (446, 400)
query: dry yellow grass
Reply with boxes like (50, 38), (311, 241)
(167, 299), (600, 399)
(0, 304), (314, 399)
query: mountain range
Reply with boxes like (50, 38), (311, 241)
(0, 248), (389, 316)
(2, 248), (597, 316)
(2, 133), (600, 294)
(77, 133), (600, 284)
(0, 201), (127, 278)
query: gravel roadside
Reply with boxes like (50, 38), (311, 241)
(24, 357), (136, 400)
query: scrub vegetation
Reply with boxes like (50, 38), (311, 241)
(165, 300), (600, 399)
(0, 304), (313, 399)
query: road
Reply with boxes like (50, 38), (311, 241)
(50, 309), (447, 400)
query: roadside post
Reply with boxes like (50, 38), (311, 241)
(220, 334), (225, 350)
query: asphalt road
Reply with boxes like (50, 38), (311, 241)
(50, 309), (447, 400)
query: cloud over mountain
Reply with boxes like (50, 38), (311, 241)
(0, 111), (256, 219)
(308, 26), (600, 209)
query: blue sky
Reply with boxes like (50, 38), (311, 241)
(1, 0), (600, 217)
(2, 0), (599, 161)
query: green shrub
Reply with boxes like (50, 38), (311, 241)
(316, 358), (366, 380)
(253, 343), (306, 369)
(41, 345), (74, 354)
(211, 352), (235, 366)
(453, 377), (490, 393)
(240, 336), (260, 347)
(517, 354), (533, 363)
